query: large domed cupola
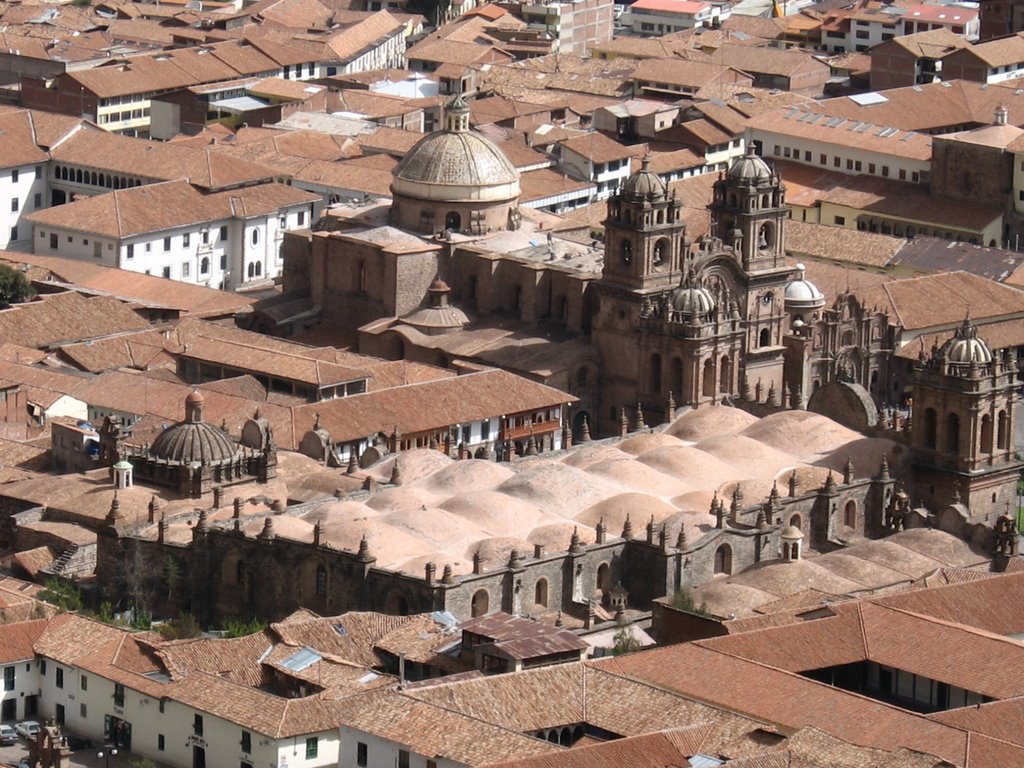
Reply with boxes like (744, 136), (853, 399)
(622, 155), (667, 201)
(784, 263), (825, 317)
(150, 390), (239, 466)
(389, 95), (521, 236)
(940, 318), (993, 368)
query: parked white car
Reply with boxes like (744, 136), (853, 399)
(14, 721), (40, 740)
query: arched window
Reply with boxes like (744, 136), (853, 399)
(247, 262), (256, 279)
(596, 563), (610, 594)
(759, 327), (770, 348)
(998, 410), (1009, 450)
(621, 240), (632, 264)
(719, 355), (731, 394)
(713, 544), (732, 575)
(945, 412), (960, 454)
(535, 579), (548, 608)
(445, 211), (461, 231)
(670, 357), (683, 395)
(789, 513), (802, 531)
(653, 237), (669, 266)
(251, 228), (259, 246)
(649, 353), (662, 394)
(315, 565), (327, 596)
(844, 500), (856, 529)
(254, 261), (262, 276)
(471, 589), (489, 618)
(981, 414), (993, 454)
(200, 257), (210, 275)
(702, 358), (715, 397)
(923, 408), (937, 450)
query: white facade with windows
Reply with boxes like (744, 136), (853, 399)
(0, 163), (49, 252)
(1, 657), (40, 722)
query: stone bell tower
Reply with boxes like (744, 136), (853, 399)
(602, 156), (686, 293)
(910, 318), (1022, 518)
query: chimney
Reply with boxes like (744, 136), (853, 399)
(995, 104), (1009, 126)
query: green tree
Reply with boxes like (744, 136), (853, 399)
(0, 264), (34, 308)
(669, 587), (711, 617)
(39, 578), (83, 612)
(223, 617), (266, 638)
(611, 620), (642, 656)
(157, 613), (201, 640)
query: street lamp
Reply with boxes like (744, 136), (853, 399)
(97, 747), (118, 768)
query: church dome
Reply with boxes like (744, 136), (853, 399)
(670, 285), (715, 316)
(941, 319), (992, 365)
(780, 525), (804, 540)
(150, 391), (239, 465)
(622, 155), (666, 200)
(784, 264), (825, 311)
(727, 149), (773, 185)
(393, 132), (520, 195)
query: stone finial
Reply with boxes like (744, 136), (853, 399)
(633, 402), (647, 432)
(675, 525), (687, 550)
(765, 382), (778, 408)
(579, 415), (592, 443)
(740, 375), (751, 402)
(313, 412), (321, 431)
(622, 513), (633, 539)
(212, 486), (223, 510)
(158, 512), (168, 543)
(508, 549), (523, 569)
(562, 421), (572, 450)
(555, 611), (563, 627)
(234, 497), (243, 518)
(258, 517), (275, 540)
(196, 508), (210, 531)
(333, 487), (345, 499)
(646, 515), (655, 544)
(619, 406), (629, 437)
(525, 433), (539, 456)
(441, 564), (456, 584)
(595, 517), (607, 544)
(730, 484), (743, 515)
(480, 441), (493, 460)
(659, 524), (668, 552)
(425, 562), (436, 585)
(357, 533), (373, 562)
(844, 456), (854, 484)
(472, 550), (484, 574)
(148, 494), (159, 523)
(666, 391), (677, 424)
(271, 498), (285, 513)
(824, 470), (837, 494)
(756, 507), (768, 530)
(107, 492), (124, 525)
(390, 460), (403, 486)
(789, 470), (798, 498)
(569, 526), (583, 553)
(346, 450), (358, 475)
(313, 521), (322, 547)
(769, 480), (780, 509)
(878, 455), (890, 482)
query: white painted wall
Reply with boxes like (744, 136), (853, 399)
(0, 163), (48, 251)
(0, 658), (40, 722)
(752, 128), (929, 182)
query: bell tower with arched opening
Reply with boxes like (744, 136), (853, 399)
(602, 156), (686, 292)
(910, 318), (1022, 517)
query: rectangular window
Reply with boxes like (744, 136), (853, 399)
(183, 232), (190, 247)
(3, 666), (13, 691)
(181, 262), (190, 278)
(11, 170), (18, 183)
(127, 244), (134, 259)
(40, 660), (46, 675)
(819, 153), (827, 165)
(298, 211), (305, 226)
(804, 150), (811, 161)
(854, 160), (862, 171)
(357, 743), (368, 766)
(80, 703), (87, 719)
(882, 165), (889, 177)
(9, 226), (16, 242)
(158, 735), (165, 751)
(220, 225), (228, 240)
(834, 215), (846, 225)
(833, 156), (841, 168)
(202, 229), (209, 245)
(81, 675), (88, 691)
(846, 158), (854, 170)
(10, 198), (17, 213)
(398, 750), (410, 768)
(868, 163), (876, 174)
(164, 236), (171, 251)
(305, 738), (318, 759)
(162, 266), (171, 279)
(899, 169), (907, 180)
(193, 714), (203, 736)
(145, 242), (152, 252)
(94, 241), (101, 259)
(783, 147), (791, 158)
(33, 193), (41, 209)
(241, 731), (251, 753)
(114, 683), (124, 708)
(56, 668), (63, 688)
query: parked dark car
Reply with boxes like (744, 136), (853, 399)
(63, 733), (93, 751)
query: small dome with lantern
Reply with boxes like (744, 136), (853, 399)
(727, 148), (774, 185)
(940, 318), (992, 366)
(784, 264), (825, 313)
(622, 155), (667, 200)
(670, 284), (716, 316)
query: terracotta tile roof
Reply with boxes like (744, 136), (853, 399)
(0, 291), (150, 349)
(359, 125), (427, 157)
(0, 252), (257, 319)
(633, 57), (747, 89)
(460, 614), (587, 659)
(483, 727), (708, 768)
(0, 109), (50, 170)
(820, 180), (1000, 233)
(558, 132), (635, 163)
(785, 219), (905, 268)
(294, 156), (397, 197)
(859, 270), (1024, 331)
(293, 368), (575, 443)
(952, 31), (1024, 67)
(519, 168), (593, 203)
(334, 689), (561, 765)
(270, 610), (429, 669)
(599, 647), (970, 765)
(477, 55), (637, 100)
(25, 180), (319, 240)
(887, 237), (1024, 282)
(713, 44), (829, 78)
(153, 630), (275, 686)
(324, 10), (404, 61)
(0, 618), (48, 662)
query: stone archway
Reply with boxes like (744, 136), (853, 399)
(807, 381), (879, 433)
